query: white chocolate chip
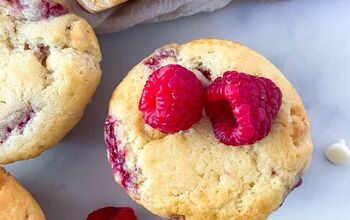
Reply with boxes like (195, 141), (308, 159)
(325, 139), (350, 164)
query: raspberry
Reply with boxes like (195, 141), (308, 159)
(205, 71), (282, 146)
(139, 64), (204, 133)
(87, 207), (137, 220)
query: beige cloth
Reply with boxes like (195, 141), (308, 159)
(67, 0), (233, 33)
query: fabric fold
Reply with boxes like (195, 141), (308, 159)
(67, 0), (233, 33)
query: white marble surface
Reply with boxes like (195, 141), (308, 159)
(5, 0), (350, 219)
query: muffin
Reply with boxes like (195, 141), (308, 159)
(0, 0), (102, 163)
(0, 167), (45, 220)
(104, 39), (312, 219)
(77, 0), (128, 13)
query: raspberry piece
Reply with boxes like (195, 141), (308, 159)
(2, 0), (68, 20)
(34, 44), (50, 66)
(2, 0), (23, 12)
(41, 0), (68, 18)
(143, 48), (177, 70)
(3, 0), (19, 5)
(0, 109), (35, 144)
(87, 207), (137, 220)
(205, 71), (282, 146)
(293, 178), (303, 189)
(104, 116), (137, 192)
(280, 177), (303, 207)
(139, 64), (204, 133)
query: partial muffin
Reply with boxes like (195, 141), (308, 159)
(77, 0), (127, 13)
(0, 0), (102, 163)
(104, 39), (312, 219)
(0, 167), (45, 220)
